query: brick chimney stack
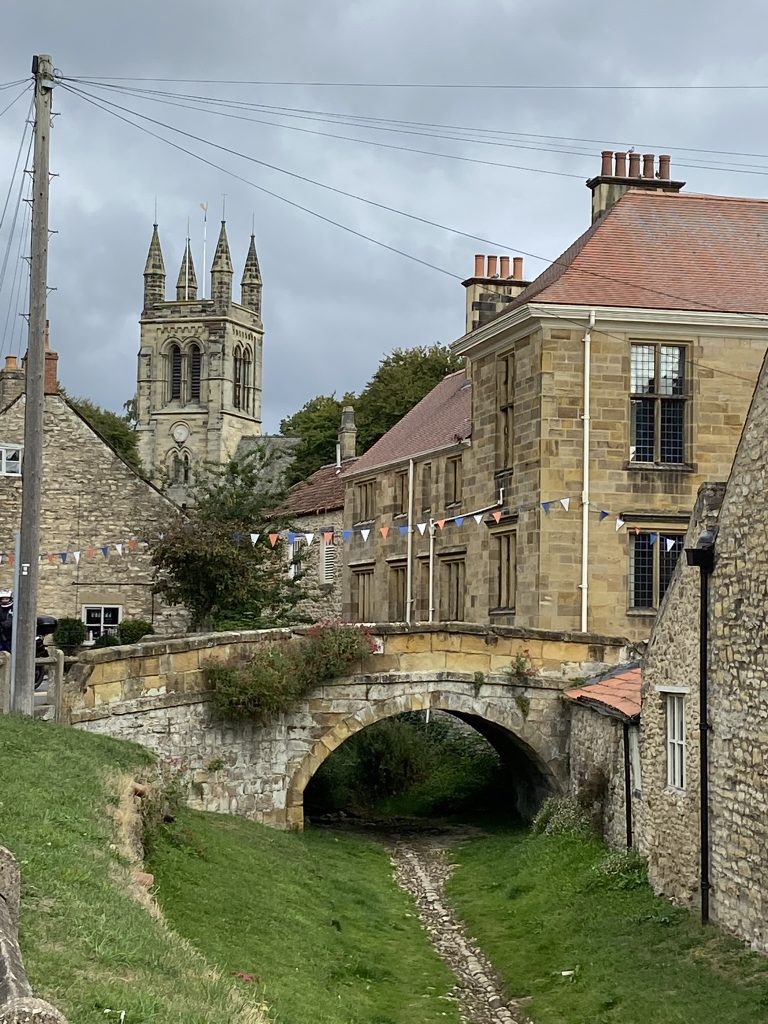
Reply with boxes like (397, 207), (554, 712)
(43, 320), (58, 395)
(587, 151), (685, 222)
(462, 254), (530, 334)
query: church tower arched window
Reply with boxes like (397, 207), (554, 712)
(182, 452), (191, 484)
(242, 347), (252, 414)
(233, 345), (242, 409)
(170, 344), (182, 401)
(189, 344), (201, 402)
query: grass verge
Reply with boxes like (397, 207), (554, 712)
(0, 714), (271, 1023)
(148, 810), (463, 1024)
(447, 828), (768, 1024)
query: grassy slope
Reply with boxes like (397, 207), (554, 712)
(0, 715), (270, 1024)
(149, 810), (462, 1024)
(448, 829), (768, 1024)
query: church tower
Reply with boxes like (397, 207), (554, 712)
(135, 222), (264, 503)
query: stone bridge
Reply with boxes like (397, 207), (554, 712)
(62, 624), (630, 829)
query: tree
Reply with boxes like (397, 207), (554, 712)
(67, 395), (143, 475)
(355, 345), (463, 453)
(151, 446), (303, 631)
(280, 393), (351, 486)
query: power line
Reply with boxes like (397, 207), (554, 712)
(0, 101), (33, 236)
(0, 79), (30, 92)
(0, 85), (32, 119)
(1, 193), (31, 359)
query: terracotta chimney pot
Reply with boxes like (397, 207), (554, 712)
(5, 356), (17, 370)
(642, 154), (655, 178)
(486, 255), (498, 277)
(614, 152), (627, 177)
(658, 154), (671, 180)
(601, 150), (613, 175)
(499, 255), (510, 277)
(628, 152), (641, 177)
(512, 256), (523, 279)
(473, 254), (484, 277)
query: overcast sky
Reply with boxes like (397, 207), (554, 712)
(2, 0), (768, 432)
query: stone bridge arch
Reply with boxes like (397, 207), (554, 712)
(285, 680), (563, 830)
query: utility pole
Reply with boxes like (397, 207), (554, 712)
(12, 54), (54, 715)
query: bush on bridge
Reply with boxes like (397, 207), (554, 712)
(205, 623), (376, 722)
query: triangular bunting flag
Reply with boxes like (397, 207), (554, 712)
(86, 547), (96, 558)
(232, 532), (242, 543)
(47, 553), (54, 564)
(649, 532), (658, 546)
(250, 533), (260, 546)
(542, 501), (551, 514)
(323, 531), (334, 543)
(599, 510), (609, 522)
(634, 527), (641, 536)
(101, 546), (109, 558)
(560, 497), (570, 512)
(269, 533), (279, 547)
(399, 525), (408, 536)
(7, 556), (13, 567)
(287, 532), (296, 544)
(59, 552), (67, 564)
(417, 523), (427, 536)
(454, 516), (464, 527)
(492, 511), (502, 524)
(615, 518), (625, 532)
(361, 528), (371, 542)
(473, 514), (484, 525)
(304, 533), (314, 546)
(115, 544), (123, 556)
(379, 527), (390, 540)
(73, 551), (81, 564)
(665, 537), (677, 552)
(342, 530), (352, 542)
(436, 519), (446, 530)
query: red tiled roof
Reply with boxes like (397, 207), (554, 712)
(565, 665), (642, 722)
(282, 460), (356, 516)
(510, 190), (768, 315)
(345, 370), (471, 477)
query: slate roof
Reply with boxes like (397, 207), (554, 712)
(344, 370), (471, 477)
(564, 664), (642, 722)
(507, 189), (768, 316)
(281, 461), (356, 516)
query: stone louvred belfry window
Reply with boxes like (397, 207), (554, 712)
(233, 345), (242, 409)
(170, 344), (182, 401)
(242, 347), (252, 414)
(189, 344), (202, 402)
(630, 343), (687, 464)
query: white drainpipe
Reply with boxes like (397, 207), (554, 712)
(428, 518), (436, 623)
(580, 309), (595, 633)
(405, 458), (414, 623)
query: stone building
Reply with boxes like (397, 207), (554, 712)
(136, 222), (263, 505)
(640, 348), (768, 952)
(342, 153), (768, 638)
(280, 408), (357, 621)
(0, 344), (183, 638)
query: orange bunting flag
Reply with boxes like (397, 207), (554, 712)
(492, 511), (502, 523)
(128, 539), (138, 552)
(269, 533), (279, 547)
(47, 553), (54, 564)
(322, 531), (333, 543)
(436, 519), (446, 530)
(379, 526), (390, 540)
(86, 547), (96, 559)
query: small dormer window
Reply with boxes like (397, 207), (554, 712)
(0, 445), (21, 476)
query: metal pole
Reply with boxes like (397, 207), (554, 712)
(579, 309), (595, 632)
(699, 566), (711, 924)
(9, 533), (21, 705)
(12, 54), (53, 716)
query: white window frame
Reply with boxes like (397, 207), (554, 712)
(82, 604), (122, 645)
(0, 445), (22, 476)
(663, 691), (686, 790)
(320, 534), (335, 584)
(288, 536), (307, 580)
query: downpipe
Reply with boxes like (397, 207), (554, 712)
(580, 310), (595, 633)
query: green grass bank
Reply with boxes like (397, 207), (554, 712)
(448, 828), (768, 1024)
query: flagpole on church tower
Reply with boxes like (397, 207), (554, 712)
(200, 202), (208, 298)
(13, 54), (54, 715)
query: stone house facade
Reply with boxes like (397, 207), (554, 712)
(341, 153), (768, 639)
(0, 347), (184, 638)
(640, 348), (768, 952)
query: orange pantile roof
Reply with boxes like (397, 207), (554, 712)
(282, 460), (356, 516)
(344, 370), (471, 477)
(511, 189), (768, 315)
(565, 665), (642, 722)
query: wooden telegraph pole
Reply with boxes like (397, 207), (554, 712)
(12, 55), (54, 715)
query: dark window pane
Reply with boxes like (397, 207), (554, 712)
(659, 536), (684, 599)
(85, 608), (101, 625)
(631, 399), (655, 462)
(660, 401), (684, 463)
(630, 534), (654, 608)
(103, 607), (120, 625)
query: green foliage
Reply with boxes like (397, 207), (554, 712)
(207, 623), (375, 721)
(514, 693), (531, 718)
(118, 618), (154, 644)
(92, 632), (121, 649)
(505, 648), (539, 682)
(306, 712), (506, 819)
(151, 446), (303, 631)
(355, 345), (463, 453)
(531, 796), (592, 837)
(280, 393), (352, 485)
(52, 616), (86, 652)
(67, 394), (143, 475)
(592, 848), (648, 890)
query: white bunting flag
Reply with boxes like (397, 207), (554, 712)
(250, 533), (260, 545)
(473, 514), (484, 525)
(560, 497), (570, 512)
(615, 518), (625, 532)
(665, 537), (677, 552)
(417, 523), (427, 536)
(73, 551), (81, 564)
(115, 543), (123, 556)
(304, 533), (314, 547)
(361, 528), (370, 542)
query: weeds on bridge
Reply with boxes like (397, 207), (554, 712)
(205, 622), (376, 722)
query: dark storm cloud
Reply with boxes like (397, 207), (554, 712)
(2, 0), (768, 429)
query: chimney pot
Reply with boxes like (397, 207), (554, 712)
(658, 154), (671, 180)
(473, 254), (484, 277)
(486, 255), (498, 278)
(499, 255), (510, 277)
(614, 152), (627, 177)
(642, 154), (655, 178)
(512, 256), (523, 279)
(5, 356), (17, 370)
(628, 152), (641, 177)
(601, 150), (613, 176)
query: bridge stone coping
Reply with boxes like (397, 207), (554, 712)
(62, 623), (631, 721)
